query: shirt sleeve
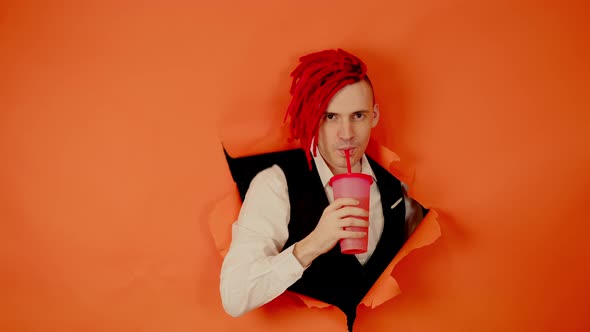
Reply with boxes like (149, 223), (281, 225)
(219, 165), (307, 317)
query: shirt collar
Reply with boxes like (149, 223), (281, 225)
(311, 149), (378, 189)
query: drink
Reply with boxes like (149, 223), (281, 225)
(329, 173), (373, 254)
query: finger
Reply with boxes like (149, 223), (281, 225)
(339, 217), (369, 228)
(325, 198), (359, 212)
(339, 230), (367, 239)
(333, 206), (369, 218)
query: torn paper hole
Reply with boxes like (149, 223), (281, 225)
(207, 142), (441, 311)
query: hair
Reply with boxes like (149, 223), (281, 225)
(284, 49), (373, 169)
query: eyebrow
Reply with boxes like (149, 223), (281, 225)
(324, 110), (370, 115)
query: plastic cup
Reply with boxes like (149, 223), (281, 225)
(329, 173), (373, 254)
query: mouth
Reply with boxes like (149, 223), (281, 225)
(338, 147), (356, 157)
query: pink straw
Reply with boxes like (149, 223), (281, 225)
(345, 149), (352, 174)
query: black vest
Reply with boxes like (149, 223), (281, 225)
(224, 148), (407, 331)
(280, 150), (406, 331)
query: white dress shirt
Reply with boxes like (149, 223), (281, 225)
(219, 152), (423, 317)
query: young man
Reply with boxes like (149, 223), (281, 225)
(220, 49), (424, 331)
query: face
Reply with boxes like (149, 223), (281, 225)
(316, 80), (379, 175)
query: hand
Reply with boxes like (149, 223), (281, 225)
(293, 198), (369, 267)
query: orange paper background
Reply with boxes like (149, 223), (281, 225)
(1, 1), (589, 331)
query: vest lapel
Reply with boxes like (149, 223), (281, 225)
(360, 158), (406, 279)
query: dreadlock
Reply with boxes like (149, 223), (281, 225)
(284, 49), (370, 169)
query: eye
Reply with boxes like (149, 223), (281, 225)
(353, 112), (366, 120)
(325, 113), (337, 120)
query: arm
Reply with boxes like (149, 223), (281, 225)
(220, 166), (370, 316)
(219, 165), (304, 317)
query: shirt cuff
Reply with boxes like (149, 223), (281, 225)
(274, 244), (308, 284)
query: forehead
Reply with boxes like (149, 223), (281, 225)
(326, 80), (373, 114)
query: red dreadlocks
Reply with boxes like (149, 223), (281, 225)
(284, 49), (369, 169)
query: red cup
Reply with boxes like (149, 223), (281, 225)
(329, 173), (373, 254)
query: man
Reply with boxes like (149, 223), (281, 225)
(220, 49), (424, 331)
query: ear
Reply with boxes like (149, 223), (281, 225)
(371, 103), (380, 128)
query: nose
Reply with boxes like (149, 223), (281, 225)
(338, 118), (353, 140)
